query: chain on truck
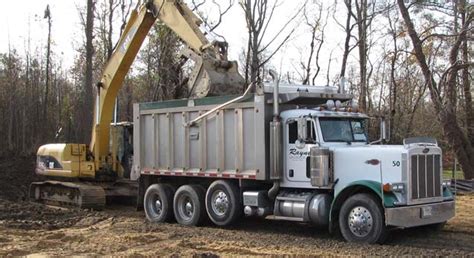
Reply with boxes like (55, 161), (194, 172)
(31, 0), (455, 245)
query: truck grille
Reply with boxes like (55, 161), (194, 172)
(410, 154), (442, 200)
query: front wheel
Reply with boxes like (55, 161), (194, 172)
(339, 193), (388, 244)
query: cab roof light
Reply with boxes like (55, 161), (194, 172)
(326, 100), (335, 110)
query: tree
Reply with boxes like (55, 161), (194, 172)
(136, 24), (185, 102)
(397, 0), (474, 179)
(300, 2), (330, 85)
(240, 0), (304, 84)
(460, 0), (474, 148)
(84, 0), (95, 143)
(43, 5), (52, 133)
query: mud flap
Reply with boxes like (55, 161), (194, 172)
(136, 176), (150, 211)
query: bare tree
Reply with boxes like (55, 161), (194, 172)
(300, 2), (330, 85)
(43, 5), (52, 130)
(84, 0), (95, 142)
(386, 4), (400, 139)
(460, 0), (474, 147)
(397, 0), (474, 179)
(240, 0), (305, 84)
(338, 0), (357, 79)
(191, 0), (234, 34)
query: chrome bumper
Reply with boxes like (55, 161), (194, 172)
(385, 201), (455, 228)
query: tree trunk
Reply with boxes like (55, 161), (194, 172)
(43, 6), (52, 138)
(84, 0), (95, 143)
(355, 0), (368, 112)
(460, 0), (474, 147)
(340, 0), (352, 79)
(397, 0), (474, 179)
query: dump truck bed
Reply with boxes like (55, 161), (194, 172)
(132, 94), (270, 181)
(131, 88), (352, 181)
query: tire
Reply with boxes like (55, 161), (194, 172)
(205, 180), (242, 226)
(173, 185), (207, 226)
(144, 184), (175, 223)
(339, 193), (388, 244)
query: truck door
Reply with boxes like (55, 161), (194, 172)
(285, 117), (317, 183)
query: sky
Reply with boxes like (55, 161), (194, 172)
(0, 0), (355, 85)
(0, 1), (82, 68)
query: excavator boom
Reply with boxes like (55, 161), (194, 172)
(91, 0), (244, 172)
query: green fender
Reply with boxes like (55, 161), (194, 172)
(443, 186), (454, 199)
(329, 180), (398, 227)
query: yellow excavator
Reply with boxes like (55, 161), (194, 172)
(30, 0), (244, 209)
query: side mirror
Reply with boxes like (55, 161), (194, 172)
(297, 117), (308, 142)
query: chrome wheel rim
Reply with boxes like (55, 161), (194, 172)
(178, 195), (194, 221)
(148, 193), (163, 217)
(211, 190), (229, 216)
(348, 206), (373, 237)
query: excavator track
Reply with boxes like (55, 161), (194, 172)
(29, 181), (106, 210)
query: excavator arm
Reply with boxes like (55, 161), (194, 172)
(91, 0), (244, 172)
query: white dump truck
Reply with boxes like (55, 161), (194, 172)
(132, 74), (455, 244)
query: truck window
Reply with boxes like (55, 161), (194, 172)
(319, 117), (368, 142)
(288, 119), (317, 144)
(288, 121), (298, 143)
(305, 120), (317, 143)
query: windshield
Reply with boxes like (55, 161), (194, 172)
(319, 117), (368, 142)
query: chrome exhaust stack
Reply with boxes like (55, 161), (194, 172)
(268, 70), (282, 200)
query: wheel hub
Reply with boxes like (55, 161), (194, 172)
(149, 193), (163, 216)
(185, 201), (193, 217)
(155, 199), (162, 213)
(212, 190), (229, 216)
(348, 206), (373, 237)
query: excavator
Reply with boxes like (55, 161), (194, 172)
(30, 0), (244, 209)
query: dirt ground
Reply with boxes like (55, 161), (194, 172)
(0, 157), (473, 256)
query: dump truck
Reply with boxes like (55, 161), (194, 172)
(134, 74), (455, 244)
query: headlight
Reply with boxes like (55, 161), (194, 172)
(442, 180), (452, 188)
(391, 183), (405, 192)
(383, 182), (405, 193)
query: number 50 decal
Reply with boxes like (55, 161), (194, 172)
(392, 161), (401, 167)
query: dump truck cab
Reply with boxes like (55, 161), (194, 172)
(277, 106), (455, 233)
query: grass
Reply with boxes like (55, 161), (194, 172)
(443, 170), (465, 180)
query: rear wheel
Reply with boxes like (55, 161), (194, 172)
(339, 193), (388, 244)
(173, 185), (207, 226)
(144, 184), (175, 223)
(205, 180), (242, 226)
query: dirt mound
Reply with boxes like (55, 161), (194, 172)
(0, 155), (38, 201)
(0, 199), (102, 230)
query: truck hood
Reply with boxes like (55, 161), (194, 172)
(329, 144), (407, 196)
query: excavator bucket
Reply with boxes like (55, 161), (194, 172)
(181, 48), (245, 98)
(191, 60), (245, 98)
